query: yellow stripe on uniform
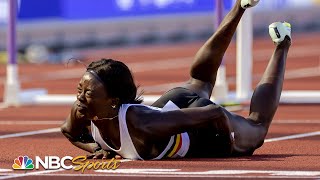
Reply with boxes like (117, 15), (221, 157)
(167, 134), (181, 157)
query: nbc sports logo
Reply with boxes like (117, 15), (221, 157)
(12, 156), (34, 170)
(11, 155), (120, 172)
(11, 155), (72, 170)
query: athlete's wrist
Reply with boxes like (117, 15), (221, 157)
(93, 143), (102, 152)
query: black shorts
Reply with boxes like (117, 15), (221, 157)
(152, 87), (233, 157)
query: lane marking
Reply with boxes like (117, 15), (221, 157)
(9, 173), (320, 179)
(1, 169), (320, 179)
(0, 121), (63, 125)
(0, 169), (64, 180)
(0, 128), (60, 139)
(0, 169), (12, 173)
(265, 131), (320, 142)
(91, 169), (320, 178)
(273, 120), (320, 124)
(143, 82), (183, 93)
(284, 67), (320, 80)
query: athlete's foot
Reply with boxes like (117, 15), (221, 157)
(241, 0), (260, 9)
(277, 36), (291, 49)
(269, 22), (292, 45)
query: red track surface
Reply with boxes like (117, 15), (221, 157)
(0, 32), (319, 179)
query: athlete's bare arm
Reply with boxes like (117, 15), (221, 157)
(60, 101), (100, 153)
(127, 104), (232, 139)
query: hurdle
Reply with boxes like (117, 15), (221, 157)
(1, 0), (320, 108)
(1, 0), (22, 107)
(211, 0), (229, 103)
(234, 3), (320, 104)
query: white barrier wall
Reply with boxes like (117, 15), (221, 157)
(0, 0), (320, 51)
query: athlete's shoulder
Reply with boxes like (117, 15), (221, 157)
(124, 104), (162, 132)
(124, 104), (161, 115)
(126, 104), (160, 119)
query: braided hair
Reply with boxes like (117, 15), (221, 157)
(86, 58), (142, 104)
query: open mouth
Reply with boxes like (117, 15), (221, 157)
(77, 103), (88, 112)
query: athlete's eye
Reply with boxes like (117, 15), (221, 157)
(85, 91), (92, 97)
(77, 87), (82, 93)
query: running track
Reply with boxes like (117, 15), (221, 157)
(0, 33), (319, 179)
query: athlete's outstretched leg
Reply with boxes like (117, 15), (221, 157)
(248, 22), (292, 131)
(184, 0), (260, 98)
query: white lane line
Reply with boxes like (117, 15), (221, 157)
(284, 67), (320, 80)
(91, 169), (320, 178)
(0, 128), (60, 139)
(252, 45), (320, 61)
(0, 169), (64, 180)
(143, 82), (183, 93)
(1, 169), (318, 178)
(1, 169), (319, 179)
(14, 174), (320, 179)
(0, 169), (12, 173)
(143, 66), (320, 91)
(228, 67), (320, 85)
(265, 131), (320, 143)
(0, 121), (63, 125)
(273, 120), (320, 124)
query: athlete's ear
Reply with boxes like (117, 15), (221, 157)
(111, 98), (120, 108)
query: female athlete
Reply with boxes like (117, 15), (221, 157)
(61, 0), (292, 160)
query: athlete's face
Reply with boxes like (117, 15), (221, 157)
(76, 72), (114, 119)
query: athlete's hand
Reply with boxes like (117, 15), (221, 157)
(87, 149), (111, 159)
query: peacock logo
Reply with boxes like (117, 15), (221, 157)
(12, 156), (34, 170)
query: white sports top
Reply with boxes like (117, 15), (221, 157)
(91, 101), (190, 160)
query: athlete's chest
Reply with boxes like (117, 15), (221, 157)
(94, 120), (169, 159)
(130, 128), (171, 159)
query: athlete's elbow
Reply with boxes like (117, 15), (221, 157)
(60, 122), (68, 136)
(61, 128), (72, 141)
(206, 104), (225, 118)
(60, 123), (75, 142)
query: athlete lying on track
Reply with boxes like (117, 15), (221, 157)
(61, 0), (292, 160)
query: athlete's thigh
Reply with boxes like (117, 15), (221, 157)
(186, 98), (234, 157)
(152, 79), (213, 109)
(182, 78), (214, 99)
(222, 109), (266, 155)
(151, 87), (199, 108)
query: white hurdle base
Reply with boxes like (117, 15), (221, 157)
(280, 90), (320, 104)
(2, 90), (319, 107)
(0, 88), (48, 108)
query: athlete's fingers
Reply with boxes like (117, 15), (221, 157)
(115, 155), (122, 159)
(93, 152), (104, 159)
(102, 151), (109, 160)
(86, 153), (95, 159)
